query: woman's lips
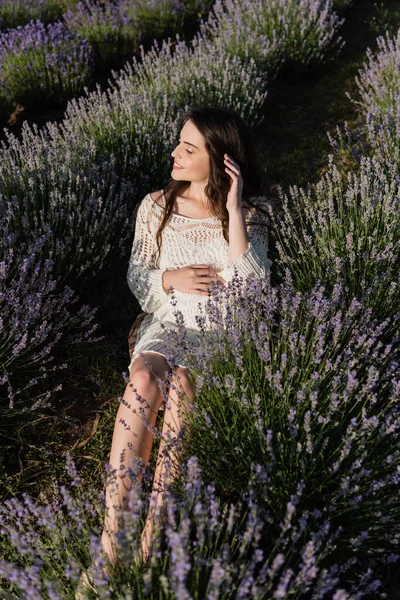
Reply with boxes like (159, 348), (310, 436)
(173, 163), (184, 170)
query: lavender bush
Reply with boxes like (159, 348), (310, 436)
(63, 0), (212, 67)
(329, 29), (400, 179)
(61, 84), (182, 197)
(112, 34), (269, 127)
(203, 0), (345, 73)
(63, 0), (139, 66)
(166, 272), (400, 583)
(0, 452), (386, 598)
(131, 0), (212, 43)
(0, 222), (101, 425)
(267, 154), (400, 325)
(329, 100), (400, 179)
(350, 28), (400, 116)
(0, 121), (134, 287)
(56, 31), (268, 199)
(325, 29), (400, 186)
(0, 19), (94, 109)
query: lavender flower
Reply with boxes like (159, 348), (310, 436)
(0, 122), (134, 287)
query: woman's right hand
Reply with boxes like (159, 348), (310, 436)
(162, 265), (225, 296)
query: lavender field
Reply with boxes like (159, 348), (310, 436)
(0, 0), (400, 598)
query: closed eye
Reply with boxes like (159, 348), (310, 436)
(178, 138), (195, 154)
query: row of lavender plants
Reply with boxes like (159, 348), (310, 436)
(269, 26), (400, 329)
(63, 0), (213, 66)
(0, 0), (213, 121)
(0, 0), (353, 34)
(0, 0), (77, 29)
(0, 0), (360, 121)
(0, 273), (398, 597)
(0, 0), (347, 414)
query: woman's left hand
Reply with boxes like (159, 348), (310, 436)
(224, 153), (243, 212)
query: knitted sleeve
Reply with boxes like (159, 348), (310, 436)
(218, 197), (273, 284)
(127, 194), (170, 313)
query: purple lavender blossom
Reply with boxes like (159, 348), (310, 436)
(352, 28), (400, 116)
(0, 448), (396, 597)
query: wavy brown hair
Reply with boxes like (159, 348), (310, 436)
(150, 106), (270, 264)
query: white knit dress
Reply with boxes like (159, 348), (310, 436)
(126, 190), (272, 372)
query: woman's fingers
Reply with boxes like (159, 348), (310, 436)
(198, 275), (225, 288)
(197, 274), (219, 284)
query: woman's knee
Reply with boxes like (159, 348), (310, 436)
(122, 366), (163, 413)
(129, 366), (158, 392)
(173, 367), (193, 400)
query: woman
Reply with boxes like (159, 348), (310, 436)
(102, 106), (272, 573)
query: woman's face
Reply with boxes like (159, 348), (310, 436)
(171, 119), (210, 184)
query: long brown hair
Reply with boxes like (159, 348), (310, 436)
(151, 106), (270, 264)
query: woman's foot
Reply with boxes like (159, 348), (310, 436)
(75, 565), (97, 600)
(75, 554), (116, 600)
(75, 531), (118, 599)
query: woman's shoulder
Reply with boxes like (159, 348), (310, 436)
(136, 190), (164, 215)
(134, 191), (164, 226)
(149, 190), (165, 207)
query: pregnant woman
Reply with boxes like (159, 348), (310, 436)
(79, 106), (273, 595)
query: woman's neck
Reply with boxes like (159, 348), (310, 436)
(183, 182), (209, 205)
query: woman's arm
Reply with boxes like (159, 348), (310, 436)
(218, 199), (272, 284)
(227, 207), (250, 265)
(220, 153), (272, 283)
(127, 195), (170, 313)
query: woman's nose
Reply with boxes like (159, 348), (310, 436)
(171, 144), (181, 158)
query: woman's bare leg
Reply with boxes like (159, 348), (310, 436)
(101, 352), (172, 566)
(140, 366), (194, 560)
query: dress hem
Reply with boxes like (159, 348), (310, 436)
(128, 350), (186, 374)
